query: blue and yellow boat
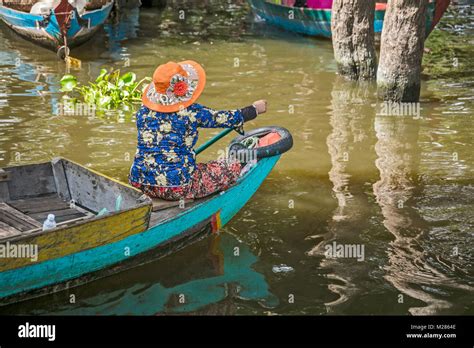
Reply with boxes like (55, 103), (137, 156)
(0, 127), (292, 306)
(0, 0), (114, 56)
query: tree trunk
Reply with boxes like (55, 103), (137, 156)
(377, 0), (428, 102)
(331, 0), (377, 80)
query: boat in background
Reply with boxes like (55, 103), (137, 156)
(0, 0), (114, 57)
(248, 0), (450, 39)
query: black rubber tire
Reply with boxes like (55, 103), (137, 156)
(229, 126), (293, 160)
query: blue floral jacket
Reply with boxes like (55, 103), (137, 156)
(129, 103), (252, 188)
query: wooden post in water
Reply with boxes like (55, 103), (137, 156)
(331, 0), (377, 80)
(141, 0), (167, 8)
(377, 0), (428, 102)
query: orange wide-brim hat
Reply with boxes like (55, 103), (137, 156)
(142, 60), (206, 113)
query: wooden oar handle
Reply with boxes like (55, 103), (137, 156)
(195, 128), (236, 155)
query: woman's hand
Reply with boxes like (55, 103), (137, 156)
(252, 100), (267, 115)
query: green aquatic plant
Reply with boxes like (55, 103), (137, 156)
(60, 69), (151, 109)
(423, 29), (473, 78)
(423, 4), (474, 79)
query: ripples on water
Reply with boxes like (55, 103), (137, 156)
(0, 0), (472, 315)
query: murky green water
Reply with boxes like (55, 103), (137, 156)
(0, 0), (473, 315)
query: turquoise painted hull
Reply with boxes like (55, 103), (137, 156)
(52, 233), (279, 315)
(248, 0), (436, 38)
(0, 156), (280, 303)
(0, 2), (113, 51)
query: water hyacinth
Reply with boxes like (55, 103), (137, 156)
(60, 69), (151, 110)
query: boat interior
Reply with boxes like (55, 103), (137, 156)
(0, 157), (230, 241)
(0, 158), (150, 240)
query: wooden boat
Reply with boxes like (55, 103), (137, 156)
(247, 0), (450, 38)
(0, 0), (114, 56)
(0, 127), (292, 305)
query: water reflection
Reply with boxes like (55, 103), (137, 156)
(0, 38), (62, 164)
(308, 78), (377, 312)
(0, 42), (59, 100)
(1, 233), (278, 315)
(104, 7), (141, 61)
(373, 113), (473, 315)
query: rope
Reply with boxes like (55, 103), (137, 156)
(241, 136), (259, 149)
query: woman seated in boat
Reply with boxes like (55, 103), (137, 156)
(129, 60), (267, 201)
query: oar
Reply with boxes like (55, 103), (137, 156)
(195, 128), (234, 155)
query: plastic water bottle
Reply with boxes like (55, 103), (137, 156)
(97, 208), (108, 216)
(115, 195), (123, 212)
(43, 214), (57, 231)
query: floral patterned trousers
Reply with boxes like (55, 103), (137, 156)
(131, 160), (242, 201)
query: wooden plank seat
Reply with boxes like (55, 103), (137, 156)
(151, 197), (194, 212)
(0, 202), (42, 239)
(7, 193), (92, 224)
